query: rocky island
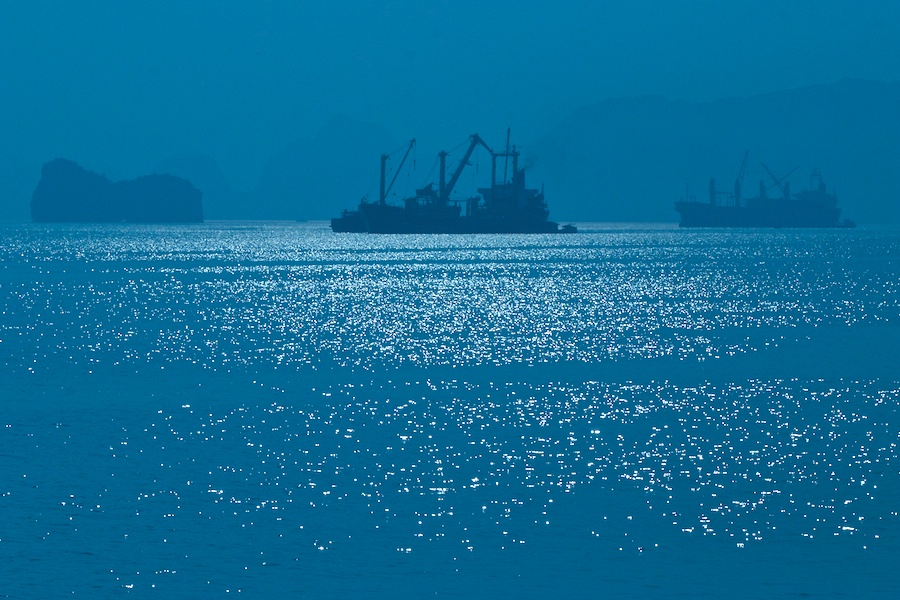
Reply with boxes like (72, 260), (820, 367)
(31, 158), (203, 223)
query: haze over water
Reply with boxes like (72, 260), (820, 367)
(3, 2), (900, 224)
(1, 222), (898, 598)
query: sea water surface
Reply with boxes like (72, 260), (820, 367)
(1, 221), (898, 598)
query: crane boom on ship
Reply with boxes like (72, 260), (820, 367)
(761, 163), (800, 199)
(379, 139), (416, 204)
(439, 134), (493, 204)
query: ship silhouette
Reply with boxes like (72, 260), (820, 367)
(676, 152), (855, 228)
(332, 132), (575, 234)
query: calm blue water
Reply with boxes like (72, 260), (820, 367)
(2, 221), (898, 598)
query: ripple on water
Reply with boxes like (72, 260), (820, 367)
(118, 375), (895, 551)
(3, 225), (897, 375)
(1, 223), (898, 597)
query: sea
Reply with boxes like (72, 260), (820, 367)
(1, 221), (898, 599)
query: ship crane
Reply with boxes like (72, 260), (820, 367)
(709, 151), (749, 206)
(761, 162), (800, 200)
(439, 134), (493, 204)
(379, 139), (416, 204)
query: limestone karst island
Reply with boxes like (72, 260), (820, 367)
(31, 158), (203, 223)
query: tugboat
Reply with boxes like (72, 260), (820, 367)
(331, 132), (576, 233)
(675, 152), (855, 228)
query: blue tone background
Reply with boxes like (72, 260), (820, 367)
(2, 1), (899, 222)
(3, 3), (900, 596)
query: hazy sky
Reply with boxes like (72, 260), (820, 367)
(2, 0), (899, 217)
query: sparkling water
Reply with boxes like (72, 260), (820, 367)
(2, 222), (898, 598)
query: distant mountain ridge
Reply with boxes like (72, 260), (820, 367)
(530, 78), (900, 224)
(21, 79), (898, 225)
(153, 154), (245, 220)
(255, 116), (400, 221)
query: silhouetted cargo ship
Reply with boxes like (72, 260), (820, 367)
(675, 153), (855, 228)
(331, 133), (576, 234)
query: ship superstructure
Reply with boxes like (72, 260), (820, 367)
(331, 132), (575, 234)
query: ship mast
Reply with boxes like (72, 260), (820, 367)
(490, 129), (519, 187)
(734, 150), (748, 207)
(504, 128), (511, 184)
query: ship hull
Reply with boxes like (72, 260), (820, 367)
(675, 199), (852, 228)
(677, 167), (854, 229)
(332, 188), (574, 234)
(331, 207), (569, 234)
